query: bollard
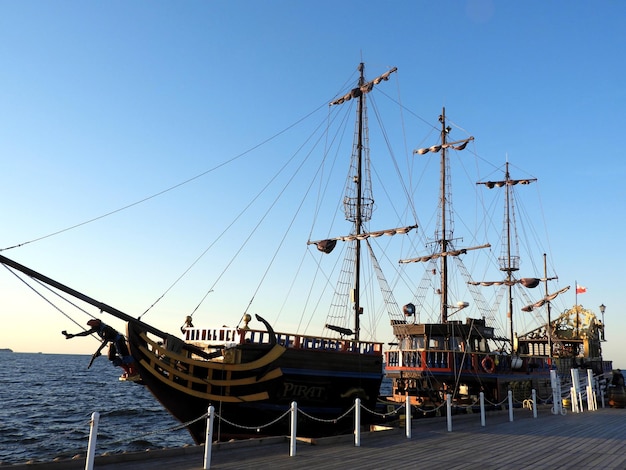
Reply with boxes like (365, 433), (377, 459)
(446, 394), (452, 432)
(508, 390), (513, 422)
(405, 395), (411, 439)
(570, 386), (578, 413)
(290, 402), (297, 457)
(550, 369), (561, 415)
(532, 389), (537, 418)
(571, 368), (581, 413)
(203, 406), (214, 470)
(85, 412), (99, 470)
(587, 369), (596, 411)
(354, 398), (361, 447)
(479, 392), (485, 427)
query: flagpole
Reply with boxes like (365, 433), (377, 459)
(575, 279), (578, 306)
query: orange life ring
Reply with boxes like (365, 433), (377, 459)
(481, 355), (495, 373)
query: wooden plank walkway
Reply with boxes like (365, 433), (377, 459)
(11, 406), (626, 469)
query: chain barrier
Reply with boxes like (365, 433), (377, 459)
(94, 380), (593, 451)
(414, 401), (447, 413)
(483, 395), (509, 407)
(36, 418), (94, 457)
(102, 411), (210, 447)
(212, 408), (292, 431)
(298, 403), (356, 423)
(361, 401), (405, 418)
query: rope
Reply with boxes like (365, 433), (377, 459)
(3, 264), (97, 337)
(102, 411), (209, 447)
(0, 102), (329, 255)
(212, 408), (291, 431)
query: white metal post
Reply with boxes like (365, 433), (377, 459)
(446, 394), (452, 432)
(587, 369), (596, 411)
(290, 402), (297, 457)
(354, 398), (361, 447)
(479, 392), (485, 427)
(532, 389), (537, 418)
(550, 369), (560, 415)
(85, 412), (99, 470)
(571, 368), (580, 413)
(405, 395), (411, 439)
(203, 406), (214, 470)
(508, 390), (513, 422)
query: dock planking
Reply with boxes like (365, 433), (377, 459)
(9, 406), (626, 469)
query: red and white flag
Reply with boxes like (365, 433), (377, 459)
(576, 285), (587, 294)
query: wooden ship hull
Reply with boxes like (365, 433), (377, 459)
(127, 320), (383, 442)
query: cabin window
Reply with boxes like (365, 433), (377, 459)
(449, 337), (463, 351)
(403, 336), (425, 349)
(471, 338), (488, 352)
(413, 337), (425, 349)
(429, 336), (446, 350)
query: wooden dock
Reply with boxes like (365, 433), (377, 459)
(11, 406), (626, 469)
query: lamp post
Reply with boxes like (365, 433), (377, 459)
(599, 304), (606, 341)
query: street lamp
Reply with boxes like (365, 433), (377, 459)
(599, 304), (606, 341)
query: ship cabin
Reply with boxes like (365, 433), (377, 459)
(385, 317), (497, 373)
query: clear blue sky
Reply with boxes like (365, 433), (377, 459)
(0, 1), (624, 368)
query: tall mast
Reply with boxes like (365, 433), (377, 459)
(477, 163), (537, 353)
(353, 63), (365, 341)
(324, 63), (398, 341)
(406, 110), (476, 323)
(439, 109), (450, 323)
(504, 161), (515, 351)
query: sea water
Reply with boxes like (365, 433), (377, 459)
(0, 352), (194, 465)
(0, 353), (394, 465)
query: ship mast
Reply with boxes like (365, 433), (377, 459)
(403, 109), (477, 323)
(353, 63), (366, 341)
(504, 161), (517, 351)
(315, 63), (399, 341)
(438, 109), (450, 323)
(477, 162), (536, 353)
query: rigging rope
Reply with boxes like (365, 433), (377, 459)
(2, 264), (98, 339)
(1, 103), (328, 255)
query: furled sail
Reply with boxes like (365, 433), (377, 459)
(469, 277), (544, 288)
(413, 137), (474, 155)
(521, 286), (570, 312)
(400, 243), (490, 264)
(309, 224), (418, 254)
(330, 67), (398, 106)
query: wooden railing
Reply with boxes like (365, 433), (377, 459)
(385, 349), (551, 373)
(183, 327), (383, 355)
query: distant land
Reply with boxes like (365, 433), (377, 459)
(0, 348), (14, 353)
